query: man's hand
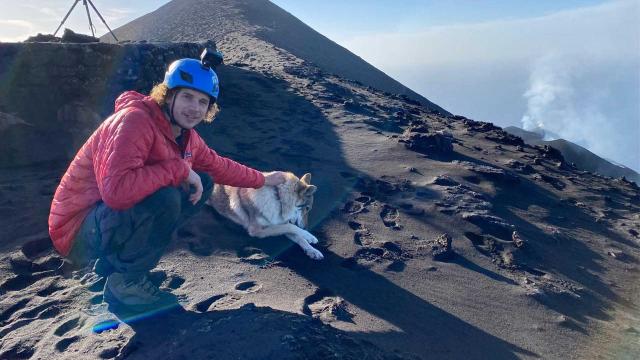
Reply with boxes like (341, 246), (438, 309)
(263, 171), (287, 187)
(184, 168), (203, 205)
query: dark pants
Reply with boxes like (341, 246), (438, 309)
(69, 172), (213, 277)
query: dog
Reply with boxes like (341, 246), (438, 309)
(206, 172), (323, 260)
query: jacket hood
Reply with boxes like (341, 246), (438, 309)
(114, 90), (176, 141)
(114, 91), (147, 112)
(114, 90), (166, 119)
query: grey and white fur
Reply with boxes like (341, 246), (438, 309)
(206, 172), (323, 260)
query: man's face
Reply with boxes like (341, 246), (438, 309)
(169, 88), (210, 129)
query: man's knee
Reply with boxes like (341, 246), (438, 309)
(140, 186), (182, 222)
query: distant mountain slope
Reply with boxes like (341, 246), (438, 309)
(103, 0), (448, 114)
(504, 126), (640, 184)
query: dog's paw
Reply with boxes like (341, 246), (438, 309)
(306, 234), (319, 244)
(305, 247), (324, 260)
(302, 230), (319, 244)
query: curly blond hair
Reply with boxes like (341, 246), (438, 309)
(149, 83), (219, 123)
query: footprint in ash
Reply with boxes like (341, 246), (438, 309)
(349, 221), (375, 246)
(2, 242), (63, 294)
(234, 280), (262, 293)
(342, 195), (374, 215)
(301, 288), (354, 323)
(55, 335), (81, 352)
(194, 294), (228, 313)
(192, 281), (262, 313)
(192, 293), (244, 312)
(165, 275), (186, 290)
(238, 247), (271, 265)
(340, 247), (385, 270)
(54, 316), (84, 337)
(380, 205), (401, 229)
(0, 298), (68, 345)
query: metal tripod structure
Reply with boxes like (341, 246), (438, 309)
(54, 0), (119, 41)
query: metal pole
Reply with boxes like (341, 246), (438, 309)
(83, 0), (96, 37)
(53, 0), (81, 36)
(87, 0), (119, 42)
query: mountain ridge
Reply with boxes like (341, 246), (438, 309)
(504, 126), (640, 184)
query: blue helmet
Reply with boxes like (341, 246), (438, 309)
(163, 58), (220, 101)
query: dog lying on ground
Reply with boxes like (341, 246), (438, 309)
(206, 172), (323, 260)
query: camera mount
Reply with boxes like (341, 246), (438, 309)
(200, 48), (224, 70)
(54, 0), (118, 42)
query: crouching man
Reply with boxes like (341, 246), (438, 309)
(48, 51), (285, 309)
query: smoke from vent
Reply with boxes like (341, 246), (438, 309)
(521, 53), (638, 171)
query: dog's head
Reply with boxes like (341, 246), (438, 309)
(291, 173), (317, 228)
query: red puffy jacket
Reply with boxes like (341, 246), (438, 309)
(49, 91), (265, 256)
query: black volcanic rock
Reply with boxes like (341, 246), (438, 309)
(407, 121), (430, 133)
(505, 160), (535, 174)
(462, 118), (500, 132)
(484, 129), (525, 146)
(403, 132), (454, 155)
(533, 173), (566, 190)
(61, 29), (99, 43)
(431, 175), (460, 187)
(453, 160), (520, 184)
(461, 213), (515, 240)
(537, 144), (565, 162)
(401, 124), (454, 155)
(416, 233), (455, 261)
(342, 99), (374, 115)
(435, 184), (492, 215)
(25, 33), (61, 43)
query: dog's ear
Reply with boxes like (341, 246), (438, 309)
(304, 185), (317, 196)
(301, 173), (312, 184)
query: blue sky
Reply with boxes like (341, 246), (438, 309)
(1, 0), (638, 171)
(271, 0), (609, 37)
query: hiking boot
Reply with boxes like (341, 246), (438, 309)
(104, 272), (167, 307)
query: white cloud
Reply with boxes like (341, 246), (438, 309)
(18, 4), (62, 18)
(0, 19), (35, 42)
(39, 7), (60, 18)
(338, 0), (638, 68)
(101, 7), (136, 27)
(0, 19), (33, 29)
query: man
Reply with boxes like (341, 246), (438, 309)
(48, 51), (285, 309)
